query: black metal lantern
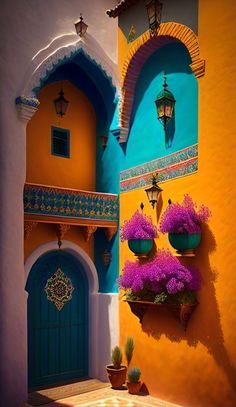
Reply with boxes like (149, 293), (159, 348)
(155, 73), (175, 131)
(54, 89), (69, 117)
(145, 173), (162, 208)
(75, 14), (88, 37)
(145, 0), (163, 35)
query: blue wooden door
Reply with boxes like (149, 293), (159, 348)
(26, 250), (88, 389)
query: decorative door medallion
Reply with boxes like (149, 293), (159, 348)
(44, 268), (74, 311)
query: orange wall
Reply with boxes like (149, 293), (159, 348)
(119, 2), (236, 407)
(24, 223), (93, 264)
(26, 81), (96, 190)
(25, 81), (96, 263)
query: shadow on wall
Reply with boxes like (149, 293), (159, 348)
(126, 42), (198, 167)
(139, 224), (236, 397)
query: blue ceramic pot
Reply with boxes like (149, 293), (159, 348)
(128, 239), (153, 256)
(168, 232), (201, 254)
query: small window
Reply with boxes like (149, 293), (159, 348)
(51, 127), (70, 158)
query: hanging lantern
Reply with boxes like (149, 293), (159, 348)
(145, 0), (163, 35)
(145, 173), (162, 208)
(155, 73), (175, 131)
(54, 89), (69, 117)
(75, 14), (88, 37)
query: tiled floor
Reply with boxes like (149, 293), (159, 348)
(27, 386), (183, 407)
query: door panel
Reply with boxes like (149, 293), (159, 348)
(26, 250), (88, 389)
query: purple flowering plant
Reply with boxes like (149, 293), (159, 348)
(120, 210), (158, 242)
(159, 195), (211, 234)
(119, 249), (200, 304)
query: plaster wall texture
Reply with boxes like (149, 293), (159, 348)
(118, 0), (198, 43)
(27, 81), (96, 190)
(119, 1), (236, 406)
(0, 1), (117, 405)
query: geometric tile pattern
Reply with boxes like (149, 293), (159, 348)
(120, 144), (198, 193)
(24, 183), (119, 222)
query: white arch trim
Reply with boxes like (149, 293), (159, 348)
(19, 33), (120, 99)
(25, 240), (99, 293)
(24, 240), (119, 381)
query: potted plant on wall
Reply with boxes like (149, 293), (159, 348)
(159, 195), (211, 255)
(127, 367), (142, 394)
(106, 337), (134, 389)
(119, 249), (200, 328)
(120, 207), (158, 257)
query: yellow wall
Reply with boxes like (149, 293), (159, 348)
(119, 1), (236, 406)
(26, 81), (96, 190)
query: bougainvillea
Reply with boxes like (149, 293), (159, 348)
(120, 210), (158, 241)
(159, 195), (211, 234)
(118, 249), (200, 303)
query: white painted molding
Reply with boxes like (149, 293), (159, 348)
(20, 33), (120, 99)
(16, 104), (39, 122)
(24, 240), (99, 293)
(24, 240), (119, 380)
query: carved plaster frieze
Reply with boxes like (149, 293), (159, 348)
(15, 96), (39, 122)
(105, 226), (117, 241)
(56, 224), (71, 244)
(22, 34), (120, 99)
(82, 225), (97, 242)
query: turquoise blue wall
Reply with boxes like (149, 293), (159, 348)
(97, 42), (198, 292)
(42, 42), (198, 293)
(126, 42), (198, 167)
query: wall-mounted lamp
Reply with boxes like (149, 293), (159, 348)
(145, 173), (162, 208)
(155, 72), (175, 132)
(75, 14), (88, 37)
(145, 0), (163, 35)
(54, 87), (69, 117)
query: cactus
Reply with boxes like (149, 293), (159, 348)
(125, 336), (134, 366)
(112, 346), (122, 369)
(128, 367), (141, 383)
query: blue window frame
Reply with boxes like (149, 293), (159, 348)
(51, 127), (70, 158)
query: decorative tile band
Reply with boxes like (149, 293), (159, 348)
(24, 184), (119, 222)
(120, 145), (198, 192)
(15, 96), (40, 108)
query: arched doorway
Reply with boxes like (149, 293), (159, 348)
(26, 250), (88, 389)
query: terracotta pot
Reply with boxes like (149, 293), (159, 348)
(127, 380), (142, 394)
(106, 365), (127, 388)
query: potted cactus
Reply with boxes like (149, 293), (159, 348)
(127, 367), (142, 394)
(106, 337), (134, 389)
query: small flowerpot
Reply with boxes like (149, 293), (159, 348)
(168, 232), (201, 255)
(128, 239), (153, 257)
(127, 381), (142, 394)
(106, 365), (127, 389)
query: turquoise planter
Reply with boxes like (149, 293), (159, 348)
(168, 233), (201, 254)
(128, 239), (153, 257)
